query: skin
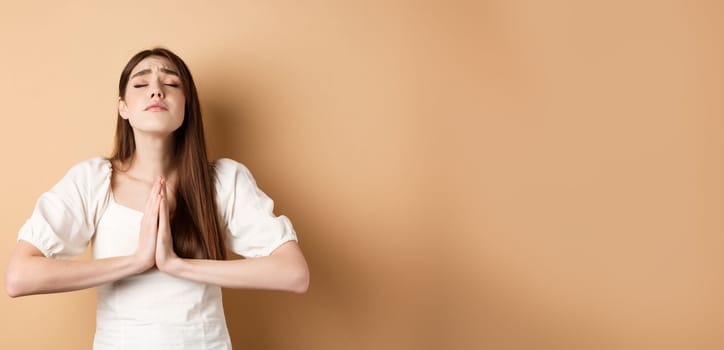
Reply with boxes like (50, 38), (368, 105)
(5, 56), (309, 297)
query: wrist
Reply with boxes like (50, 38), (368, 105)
(158, 256), (183, 275)
(131, 254), (153, 274)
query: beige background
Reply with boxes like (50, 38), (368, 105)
(1, 1), (722, 349)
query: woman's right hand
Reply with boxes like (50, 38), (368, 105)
(134, 177), (163, 272)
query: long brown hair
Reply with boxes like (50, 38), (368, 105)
(112, 47), (226, 260)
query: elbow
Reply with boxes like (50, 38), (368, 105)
(5, 268), (26, 298)
(6, 284), (22, 298)
(289, 264), (310, 294)
(5, 257), (35, 298)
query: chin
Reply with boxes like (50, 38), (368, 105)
(130, 119), (183, 134)
(130, 123), (182, 136)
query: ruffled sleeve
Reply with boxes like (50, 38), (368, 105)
(214, 159), (298, 258)
(17, 157), (112, 259)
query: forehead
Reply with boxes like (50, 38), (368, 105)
(130, 56), (178, 76)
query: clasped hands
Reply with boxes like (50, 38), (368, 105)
(134, 176), (179, 273)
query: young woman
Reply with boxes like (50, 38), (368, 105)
(4, 47), (309, 349)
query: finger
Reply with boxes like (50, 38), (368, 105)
(151, 186), (161, 218)
(158, 191), (169, 232)
(147, 181), (163, 230)
(144, 176), (163, 213)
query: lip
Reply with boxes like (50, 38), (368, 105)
(144, 103), (168, 111)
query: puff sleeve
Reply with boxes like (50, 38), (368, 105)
(17, 157), (112, 259)
(214, 159), (298, 258)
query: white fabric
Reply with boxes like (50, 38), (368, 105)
(17, 157), (298, 349)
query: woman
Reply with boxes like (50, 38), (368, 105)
(4, 47), (309, 349)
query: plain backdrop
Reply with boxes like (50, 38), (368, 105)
(0, 1), (722, 349)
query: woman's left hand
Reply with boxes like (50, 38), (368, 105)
(156, 178), (179, 272)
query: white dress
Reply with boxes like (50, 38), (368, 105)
(17, 157), (298, 349)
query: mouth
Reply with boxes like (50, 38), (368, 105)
(145, 104), (168, 111)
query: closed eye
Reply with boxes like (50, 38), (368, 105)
(165, 83), (180, 87)
(133, 84), (148, 88)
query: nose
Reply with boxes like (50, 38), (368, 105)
(150, 81), (164, 99)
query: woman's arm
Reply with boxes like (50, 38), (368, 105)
(4, 241), (150, 298)
(160, 241), (309, 293)
(155, 177), (309, 293)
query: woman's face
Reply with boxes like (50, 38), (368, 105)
(119, 56), (185, 135)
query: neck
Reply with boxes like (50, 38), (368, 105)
(127, 132), (176, 182)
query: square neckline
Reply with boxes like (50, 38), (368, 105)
(109, 191), (144, 216)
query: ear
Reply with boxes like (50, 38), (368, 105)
(118, 97), (130, 120)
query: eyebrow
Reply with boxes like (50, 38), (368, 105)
(130, 68), (180, 79)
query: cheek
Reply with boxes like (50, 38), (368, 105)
(173, 97), (186, 118)
(123, 92), (144, 111)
